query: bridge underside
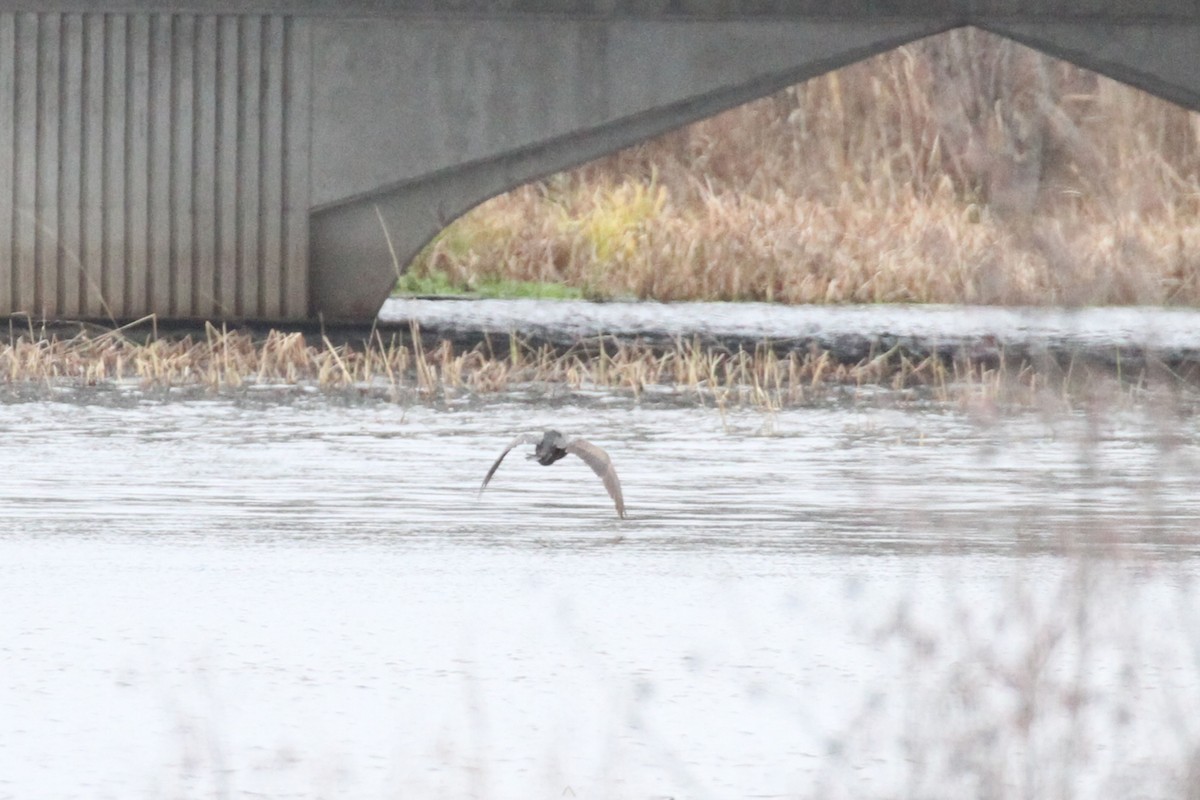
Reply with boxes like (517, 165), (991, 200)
(0, 2), (1198, 322)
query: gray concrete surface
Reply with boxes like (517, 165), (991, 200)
(1, 2), (1198, 322)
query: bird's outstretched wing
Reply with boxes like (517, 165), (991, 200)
(479, 433), (541, 495)
(565, 438), (626, 518)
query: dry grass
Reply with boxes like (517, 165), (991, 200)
(2, 322), (1195, 415)
(412, 29), (1200, 306)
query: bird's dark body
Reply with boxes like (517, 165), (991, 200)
(533, 431), (569, 465)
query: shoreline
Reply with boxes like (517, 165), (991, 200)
(2, 301), (1199, 404)
(12, 298), (1200, 359)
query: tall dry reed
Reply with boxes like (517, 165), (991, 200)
(412, 29), (1200, 306)
(1, 324), (1194, 414)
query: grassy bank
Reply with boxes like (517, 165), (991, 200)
(406, 29), (1200, 306)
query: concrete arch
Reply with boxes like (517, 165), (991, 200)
(976, 20), (1200, 114)
(308, 16), (954, 320)
(309, 10), (1200, 321)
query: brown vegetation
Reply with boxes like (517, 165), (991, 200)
(2, 322), (1193, 413)
(412, 29), (1200, 306)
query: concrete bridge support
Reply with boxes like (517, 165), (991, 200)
(307, 15), (953, 319)
(978, 19), (1200, 116)
(1, 2), (1199, 323)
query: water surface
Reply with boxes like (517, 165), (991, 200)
(382, 297), (1200, 355)
(2, 396), (1199, 798)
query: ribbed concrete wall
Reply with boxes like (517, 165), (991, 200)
(0, 11), (310, 320)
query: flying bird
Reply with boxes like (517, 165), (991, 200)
(479, 430), (626, 518)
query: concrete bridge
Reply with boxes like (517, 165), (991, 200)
(1, 1), (1197, 323)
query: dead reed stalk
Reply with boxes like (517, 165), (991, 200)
(0, 327), (1193, 413)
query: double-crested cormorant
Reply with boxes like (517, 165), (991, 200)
(479, 430), (626, 518)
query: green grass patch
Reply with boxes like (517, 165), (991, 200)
(393, 269), (467, 297)
(393, 270), (584, 300)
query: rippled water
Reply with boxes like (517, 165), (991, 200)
(382, 297), (1200, 354)
(3, 394), (1199, 798)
